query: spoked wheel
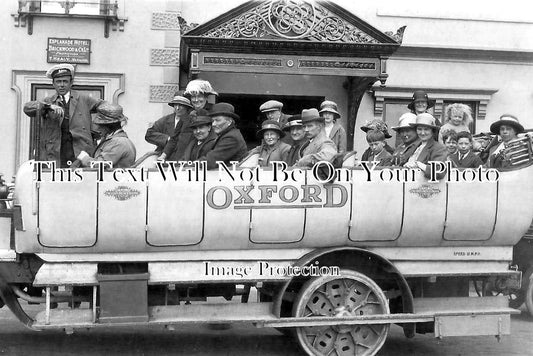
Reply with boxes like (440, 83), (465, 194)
(293, 270), (389, 356)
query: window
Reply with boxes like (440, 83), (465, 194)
(372, 86), (498, 145)
(19, 0), (116, 16)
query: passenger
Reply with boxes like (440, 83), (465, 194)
(449, 131), (483, 168)
(486, 114), (524, 168)
(199, 103), (247, 170)
(249, 120), (290, 167)
(391, 113), (421, 166)
(403, 113), (448, 178)
(145, 92), (193, 153)
(181, 109), (217, 161)
(407, 90), (435, 116)
(259, 100), (289, 127)
(183, 79), (217, 111)
(319, 100), (347, 153)
(77, 103), (136, 169)
(360, 119), (394, 161)
(442, 130), (459, 156)
(284, 115), (308, 166)
(294, 109), (337, 168)
(23, 63), (107, 168)
(438, 103), (472, 143)
(157, 94), (194, 162)
(364, 130), (392, 166)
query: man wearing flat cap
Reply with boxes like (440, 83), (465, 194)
(198, 102), (247, 170)
(146, 92), (193, 153)
(259, 99), (289, 130)
(295, 108), (337, 168)
(77, 103), (136, 168)
(23, 63), (107, 168)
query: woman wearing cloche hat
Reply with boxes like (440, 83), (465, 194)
(403, 113), (447, 178)
(319, 100), (347, 153)
(248, 120), (291, 167)
(77, 103), (136, 169)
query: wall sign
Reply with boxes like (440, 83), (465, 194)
(47, 38), (91, 64)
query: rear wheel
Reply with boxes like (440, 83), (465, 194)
(293, 269), (389, 356)
(524, 267), (533, 317)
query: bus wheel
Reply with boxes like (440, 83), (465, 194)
(292, 269), (389, 356)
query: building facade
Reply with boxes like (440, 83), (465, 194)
(1, 0), (532, 178)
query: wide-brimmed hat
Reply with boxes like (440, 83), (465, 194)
(260, 100), (283, 113)
(93, 103), (128, 125)
(283, 114), (303, 131)
(489, 114), (524, 135)
(392, 112), (418, 131)
(46, 63), (75, 79)
(301, 108), (323, 124)
(208, 102), (239, 120)
(361, 119), (392, 138)
(319, 100), (340, 118)
(168, 92), (193, 108)
(189, 109), (212, 128)
(257, 120), (285, 138)
(407, 90), (435, 111)
(410, 113), (439, 130)
(184, 79), (218, 97)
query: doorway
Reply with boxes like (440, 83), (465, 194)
(218, 93), (324, 148)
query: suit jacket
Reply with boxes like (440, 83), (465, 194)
(328, 122), (347, 154)
(82, 130), (136, 169)
(295, 130), (337, 168)
(449, 151), (483, 169)
(391, 139), (421, 167)
(145, 113), (176, 152)
(285, 139), (308, 166)
(162, 113), (194, 161)
(200, 124), (248, 170)
(23, 90), (105, 165)
(366, 148), (393, 167)
(414, 139), (448, 178)
(182, 130), (217, 161)
(253, 140), (291, 167)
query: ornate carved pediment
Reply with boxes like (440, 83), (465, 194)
(183, 0), (403, 51)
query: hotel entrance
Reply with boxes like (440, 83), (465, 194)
(217, 93), (324, 148)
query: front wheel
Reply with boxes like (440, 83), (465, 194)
(292, 269), (390, 356)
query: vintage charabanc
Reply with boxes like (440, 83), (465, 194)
(0, 135), (532, 355)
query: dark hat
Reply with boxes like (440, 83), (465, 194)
(208, 102), (240, 120)
(490, 114), (524, 135)
(93, 103), (128, 125)
(283, 114), (303, 131)
(392, 112), (417, 131)
(257, 120), (285, 138)
(189, 109), (212, 128)
(361, 119), (392, 139)
(407, 90), (435, 111)
(319, 100), (340, 118)
(301, 108), (323, 124)
(168, 92), (193, 108)
(260, 100), (283, 113)
(410, 113), (439, 130)
(46, 63), (75, 79)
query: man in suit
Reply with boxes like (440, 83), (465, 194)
(23, 63), (106, 168)
(295, 108), (337, 168)
(199, 103), (247, 169)
(182, 109), (217, 161)
(145, 92), (193, 153)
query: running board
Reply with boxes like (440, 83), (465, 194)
(33, 297), (516, 338)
